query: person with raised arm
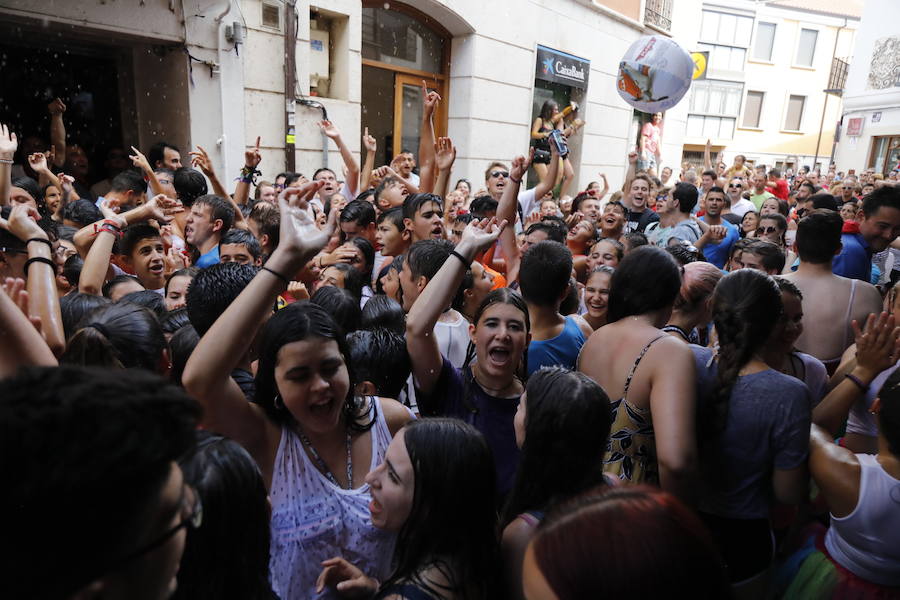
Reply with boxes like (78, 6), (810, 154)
(0, 203), (65, 356)
(0, 277), (58, 378)
(359, 127), (377, 192)
(234, 136), (262, 208)
(416, 81), (441, 193)
(407, 216), (531, 497)
(182, 181), (413, 600)
(315, 120), (360, 206)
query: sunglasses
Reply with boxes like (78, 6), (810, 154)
(490, 171), (510, 179)
(757, 226), (778, 234)
(728, 184), (742, 189)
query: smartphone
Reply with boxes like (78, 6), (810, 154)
(548, 129), (569, 158)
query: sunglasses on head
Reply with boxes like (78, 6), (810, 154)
(490, 171), (509, 179)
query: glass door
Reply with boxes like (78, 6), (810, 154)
(393, 74), (445, 158)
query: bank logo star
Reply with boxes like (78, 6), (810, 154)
(542, 57), (554, 75)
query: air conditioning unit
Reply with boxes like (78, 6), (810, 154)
(310, 28), (330, 84)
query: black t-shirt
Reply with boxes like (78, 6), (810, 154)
(722, 213), (742, 226)
(625, 208), (660, 233)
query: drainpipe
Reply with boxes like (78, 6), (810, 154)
(214, 1), (233, 180)
(284, 0), (297, 172)
(814, 17), (848, 170)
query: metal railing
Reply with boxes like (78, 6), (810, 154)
(644, 0), (673, 32)
(825, 57), (849, 95)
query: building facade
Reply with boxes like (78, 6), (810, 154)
(681, 0), (859, 174)
(0, 0), (703, 194)
(832, 0), (900, 175)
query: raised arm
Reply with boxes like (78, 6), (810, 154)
(814, 312), (900, 436)
(597, 174), (609, 201)
(703, 139), (712, 171)
(406, 218), (506, 396)
(48, 98), (67, 169)
(417, 81), (441, 193)
(0, 278), (57, 378)
(621, 149), (638, 194)
(129, 146), (165, 198)
(0, 123), (17, 208)
(3, 204), (65, 356)
(190, 145), (247, 227)
(182, 181), (328, 460)
(359, 128), (377, 192)
(531, 141), (559, 202)
(433, 136), (456, 201)
(319, 120), (359, 197)
(234, 136), (262, 208)
(497, 153), (531, 285)
(27, 152), (61, 190)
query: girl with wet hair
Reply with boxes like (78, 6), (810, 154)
(662, 261), (723, 345)
(501, 367), (613, 599)
(317, 419), (499, 599)
(183, 182), (413, 600)
(692, 269), (810, 594)
(582, 266), (614, 330)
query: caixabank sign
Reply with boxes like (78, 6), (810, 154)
(536, 45), (590, 90)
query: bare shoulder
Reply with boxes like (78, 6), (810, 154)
(854, 280), (884, 312)
(380, 396), (414, 436)
(502, 515), (537, 550)
(571, 314), (594, 338)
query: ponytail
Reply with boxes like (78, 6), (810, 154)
(61, 303), (166, 372)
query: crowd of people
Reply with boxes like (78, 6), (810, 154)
(2, 87), (900, 600)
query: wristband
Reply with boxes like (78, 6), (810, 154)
(0, 158), (13, 165)
(449, 250), (469, 267)
(509, 175), (522, 184)
(261, 266), (290, 285)
(24, 256), (56, 274)
(26, 237), (53, 249)
(845, 373), (868, 392)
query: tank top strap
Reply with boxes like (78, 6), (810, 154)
(844, 279), (858, 348)
(367, 395), (393, 453)
(623, 334), (669, 400)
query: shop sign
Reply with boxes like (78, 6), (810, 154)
(536, 45), (590, 90)
(846, 117), (864, 137)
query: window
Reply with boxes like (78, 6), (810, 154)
(697, 43), (746, 71)
(784, 95), (805, 131)
(687, 79), (744, 140)
(795, 28), (818, 67)
(700, 10), (753, 47)
(753, 22), (776, 61)
(742, 91), (764, 128)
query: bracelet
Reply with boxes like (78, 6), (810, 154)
(24, 256), (56, 274)
(26, 237), (53, 249)
(103, 218), (124, 230)
(509, 175), (522, 184)
(449, 250), (470, 267)
(0, 158), (13, 165)
(240, 165), (261, 185)
(98, 223), (123, 238)
(844, 373), (868, 392)
(261, 266), (290, 285)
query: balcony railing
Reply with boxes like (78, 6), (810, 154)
(645, 0), (673, 32)
(825, 57), (849, 96)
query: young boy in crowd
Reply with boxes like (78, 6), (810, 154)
(219, 228), (263, 267)
(403, 193), (445, 242)
(185, 194), (235, 268)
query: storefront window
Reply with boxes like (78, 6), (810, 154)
(362, 8), (444, 74)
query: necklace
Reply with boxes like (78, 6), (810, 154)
(662, 324), (690, 342)
(298, 428), (353, 490)
(472, 364), (518, 396)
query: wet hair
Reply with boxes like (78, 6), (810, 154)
(877, 368), (900, 455)
(742, 238), (786, 272)
(340, 199), (376, 229)
(187, 262), (259, 335)
(376, 206), (405, 230)
(607, 246), (681, 323)
(469, 195), (499, 218)
(360, 294), (406, 335)
(194, 194), (236, 233)
(623, 231), (649, 250)
(118, 289), (168, 321)
(324, 262), (366, 300)
(591, 238), (624, 262)
(383, 419), (499, 599)
(531, 486), (728, 599)
(1, 365), (199, 599)
(255, 302), (373, 432)
(503, 368), (612, 527)
(102, 274), (143, 299)
(63, 254), (84, 287)
(672, 182), (699, 213)
(63, 199), (103, 227)
(169, 324), (200, 387)
(221, 228), (262, 261)
(571, 192), (595, 214)
(120, 223), (162, 258)
(165, 266), (200, 295)
(173, 432), (277, 600)
(161, 307), (192, 335)
(674, 261), (722, 313)
(708, 269), (783, 436)
(174, 167), (209, 207)
(665, 241), (701, 266)
(407, 239), (453, 282)
(374, 176), (401, 206)
(311, 285), (361, 333)
(861, 184), (900, 218)
(248, 201), (280, 250)
(402, 193), (443, 221)
(540, 100), (559, 121)
(346, 236), (375, 282)
(461, 288), (531, 381)
(347, 328), (410, 398)
(525, 221), (566, 244)
(148, 140), (180, 168)
(795, 209), (843, 264)
(559, 278), (581, 316)
(59, 292), (112, 341)
(520, 241), (573, 307)
(109, 169), (147, 195)
(62, 302), (168, 371)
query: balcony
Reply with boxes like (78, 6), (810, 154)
(825, 57), (849, 96)
(644, 0), (673, 33)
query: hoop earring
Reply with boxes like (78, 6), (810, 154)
(274, 394), (284, 410)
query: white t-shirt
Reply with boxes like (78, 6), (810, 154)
(730, 198), (756, 218)
(434, 310), (470, 369)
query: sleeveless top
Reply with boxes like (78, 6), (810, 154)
(269, 398), (397, 599)
(531, 118), (553, 151)
(526, 315), (587, 375)
(825, 453), (900, 586)
(822, 278), (858, 373)
(603, 335), (667, 484)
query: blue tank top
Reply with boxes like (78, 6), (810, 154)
(526, 315), (587, 375)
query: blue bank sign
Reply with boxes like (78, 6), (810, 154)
(536, 45), (590, 90)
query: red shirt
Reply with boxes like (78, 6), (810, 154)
(767, 179), (789, 201)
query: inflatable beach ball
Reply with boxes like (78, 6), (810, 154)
(617, 36), (694, 113)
